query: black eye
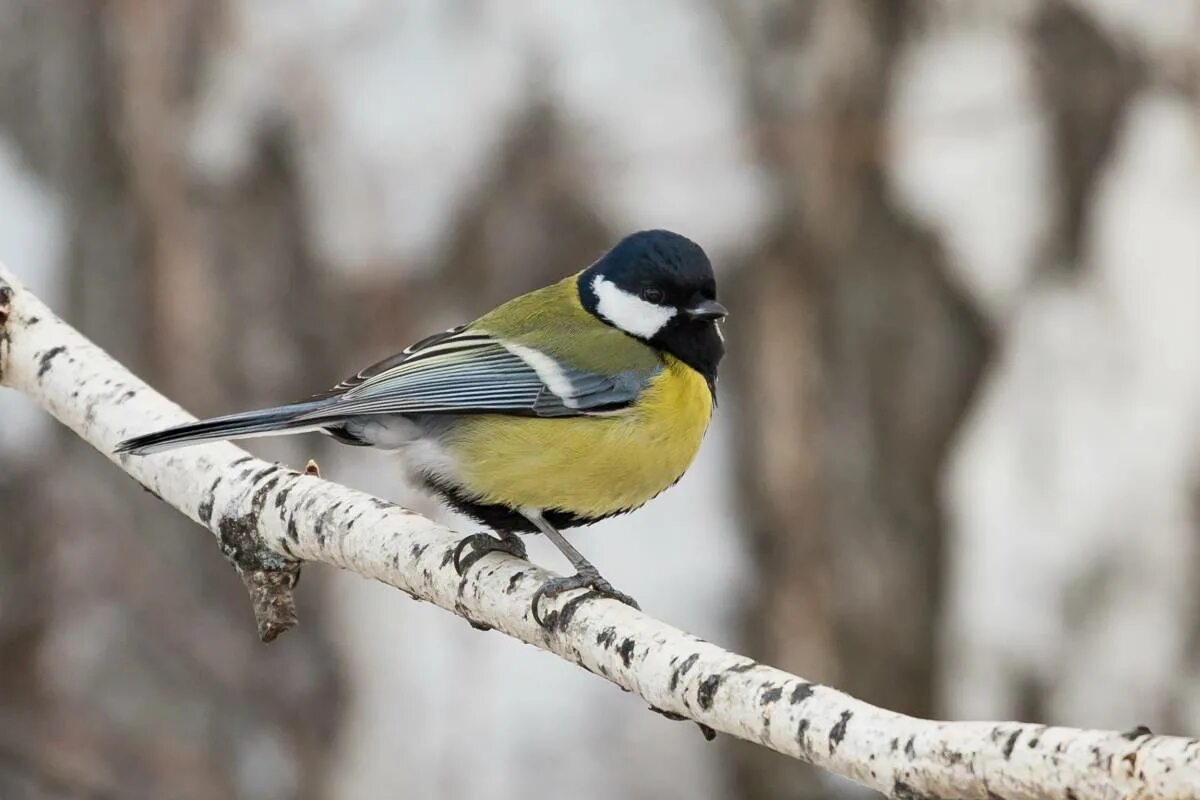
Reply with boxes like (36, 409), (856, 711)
(640, 287), (664, 303)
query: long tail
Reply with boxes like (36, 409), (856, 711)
(114, 399), (337, 456)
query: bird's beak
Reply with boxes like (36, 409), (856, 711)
(683, 299), (728, 321)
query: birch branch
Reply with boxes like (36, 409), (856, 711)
(1, 263), (1197, 800)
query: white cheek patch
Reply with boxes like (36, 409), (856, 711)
(591, 276), (676, 338)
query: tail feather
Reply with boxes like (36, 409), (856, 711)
(114, 399), (335, 456)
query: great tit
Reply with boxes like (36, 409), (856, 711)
(116, 229), (727, 625)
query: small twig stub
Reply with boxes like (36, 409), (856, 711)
(239, 566), (301, 642)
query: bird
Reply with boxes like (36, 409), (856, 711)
(116, 229), (727, 626)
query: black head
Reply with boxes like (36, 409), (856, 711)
(578, 230), (726, 390)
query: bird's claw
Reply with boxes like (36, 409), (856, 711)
(531, 568), (639, 628)
(453, 532), (528, 576)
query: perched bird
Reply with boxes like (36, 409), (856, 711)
(116, 229), (726, 625)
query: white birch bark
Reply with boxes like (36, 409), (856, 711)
(1, 263), (1197, 800)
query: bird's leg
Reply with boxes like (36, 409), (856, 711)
(453, 529), (528, 575)
(521, 509), (640, 627)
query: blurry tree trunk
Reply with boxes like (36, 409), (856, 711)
(0, 2), (341, 798)
(721, 2), (990, 796)
(1029, 1), (1140, 274)
(933, 1), (1199, 737)
(349, 98), (612, 354)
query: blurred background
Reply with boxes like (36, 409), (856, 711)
(0, 1), (1198, 798)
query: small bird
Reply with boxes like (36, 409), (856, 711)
(116, 230), (726, 625)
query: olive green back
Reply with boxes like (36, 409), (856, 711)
(470, 274), (662, 376)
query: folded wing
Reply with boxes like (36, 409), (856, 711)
(296, 327), (650, 422)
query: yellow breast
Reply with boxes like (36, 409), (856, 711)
(446, 356), (713, 519)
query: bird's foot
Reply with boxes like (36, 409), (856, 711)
(531, 567), (639, 628)
(453, 531), (528, 575)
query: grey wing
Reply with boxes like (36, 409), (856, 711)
(315, 325), (469, 397)
(295, 328), (651, 422)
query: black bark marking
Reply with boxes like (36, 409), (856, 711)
(828, 710), (852, 753)
(217, 513), (271, 570)
(1002, 729), (1021, 759)
(409, 542), (428, 561)
(256, 472), (283, 501)
(697, 673), (723, 710)
(506, 571), (526, 593)
(596, 626), (617, 649)
(314, 512), (327, 547)
(554, 594), (588, 630)
(198, 473), (222, 526)
(1031, 1), (1142, 263)
(440, 548), (456, 568)
(248, 465), (278, 484)
(795, 718), (811, 756)
(617, 637), (636, 668)
(37, 345), (66, 378)
(274, 482), (294, 511)
(905, 735), (917, 758)
(727, 660), (757, 673)
(669, 653), (699, 692)
(790, 681), (815, 704)
(286, 517), (299, 543)
(1121, 725), (1153, 740)
(0, 285), (11, 359)
(759, 685), (782, 705)
(229, 455), (254, 468)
